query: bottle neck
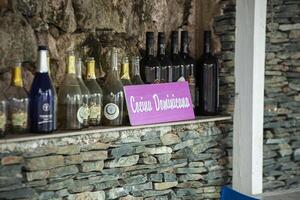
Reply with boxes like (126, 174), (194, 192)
(86, 61), (96, 79)
(171, 40), (179, 55)
(11, 66), (23, 87)
(121, 61), (130, 78)
(158, 43), (166, 56)
(75, 59), (83, 79)
(110, 48), (121, 80)
(181, 41), (189, 55)
(66, 55), (76, 75)
(204, 36), (212, 55)
(132, 58), (141, 76)
(37, 50), (49, 73)
(146, 39), (155, 56)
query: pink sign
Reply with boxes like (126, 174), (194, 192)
(124, 82), (195, 126)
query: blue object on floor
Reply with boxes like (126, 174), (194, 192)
(221, 186), (260, 200)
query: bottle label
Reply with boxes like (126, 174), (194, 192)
(0, 112), (6, 130)
(12, 111), (27, 128)
(104, 103), (119, 120)
(89, 105), (101, 120)
(77, 104), (90, 123)
(145, 66), (161, 83)
(38, 102), (53, 125)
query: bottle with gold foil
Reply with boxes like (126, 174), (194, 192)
(4, 63), (29, 134)
(103, 48), (124, 126)
(57, 51), (83, 130)
(76, 58), (90, 128)
(84, 57), (102, 126)
(120, 56), (131, 124)
(0, 93), (8, 137)
(120, 56), (132, 86)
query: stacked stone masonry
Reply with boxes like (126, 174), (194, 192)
(0, 122), (230, 199)
(215, 0), (300, 192)
(263, 0), (300, 191)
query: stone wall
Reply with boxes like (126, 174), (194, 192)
(0, 121), (230, 199)
(0, 0), (199, 90)
(0, 0), (225, 90)
(215, 0), (300, 192)
(263, 0), (300, 191)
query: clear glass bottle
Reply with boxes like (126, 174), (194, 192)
(29, 46), (57, 133)
(102, 48), (124, 126)
(5, 62), (29, 134)
(120, 56), (132, 86)
(57, 51), (83, 130)
(84, 57), (102, 126)
(131, 56), (144, 85)
(0, 93), (8, 137)
(76, 58), (91, 128)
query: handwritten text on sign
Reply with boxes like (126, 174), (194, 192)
(124, 82), (195, 126)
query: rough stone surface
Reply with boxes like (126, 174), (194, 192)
(154, 181), (178, 190)
(145, 147), (172, 155)
(80, 151), (108, 161)
(160, 133), (181, 145)
(105, 155), (139, 168)
(25, 155), (64, 171)
(1, 156), (24, 165)
(0, 0), (196, 90)
(213, 0), (300, 192)
(0, 122), (227, 199)
(80, 160), (104, 172)
(67, 191), (105, 200)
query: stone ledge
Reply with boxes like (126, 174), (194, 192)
(0, 116), (231, 145)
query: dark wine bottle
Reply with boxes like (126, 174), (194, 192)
(29, 46), (56, 133)
(197, 31), (219, 115)
(141, 32), (161, 83)
(180, 31), (196, 108)
(157, 32), (172, 83)
(171, 31), (185, 82)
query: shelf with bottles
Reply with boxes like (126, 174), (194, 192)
(0, 29), (220, 139)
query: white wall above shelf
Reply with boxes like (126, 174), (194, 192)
(0, 116), (231, 145)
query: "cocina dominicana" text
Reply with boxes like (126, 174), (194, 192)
(130, 94), (190, 113)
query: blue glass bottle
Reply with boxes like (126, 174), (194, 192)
(29, 46), (56, 133)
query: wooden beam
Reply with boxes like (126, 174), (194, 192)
(233, 0), (267, 195)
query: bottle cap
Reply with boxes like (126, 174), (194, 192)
(38, 46), (48, 51)
(146, 32), (154, 39)
(158, 32), (165, 44)
(172, 31), (179, 38)
(181, 31), (189, 43)
(204, 31), (212, 38)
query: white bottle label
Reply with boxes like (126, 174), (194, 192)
(0, 112), (6, 130)
(77, 105), (90, 123)
(89, 105), (101, 120)
(104, 103), (119, 120)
